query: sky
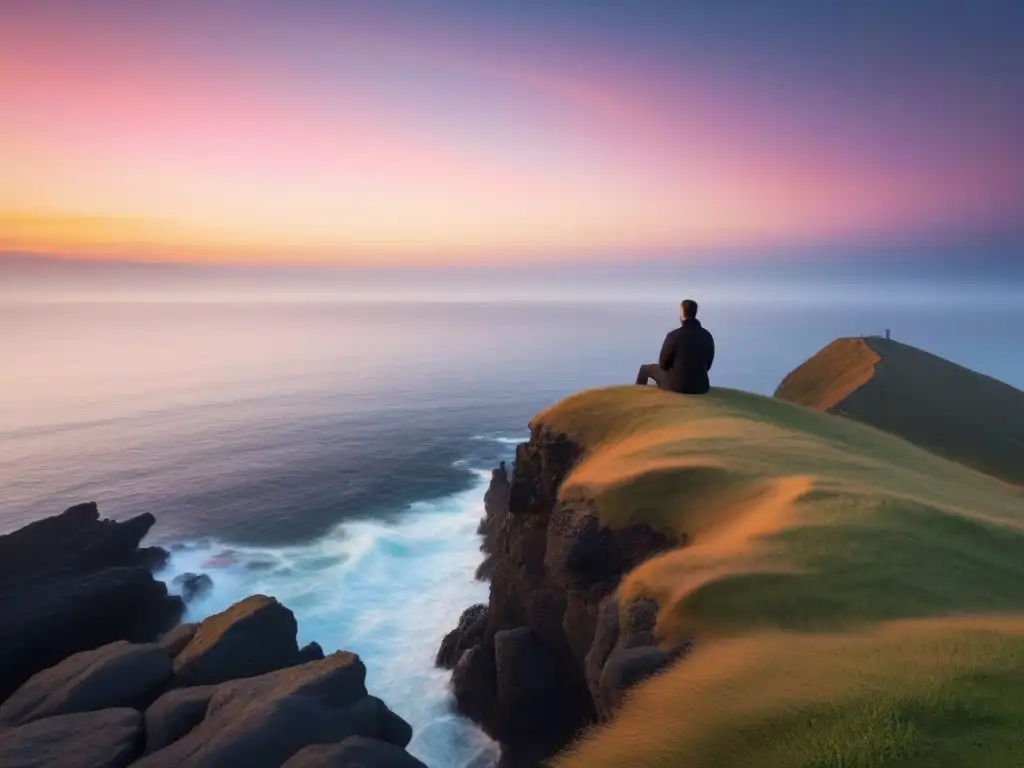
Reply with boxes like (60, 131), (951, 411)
(2, 0), (1022, 266)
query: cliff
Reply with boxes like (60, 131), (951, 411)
(443, 384), (1024, 767)
(775, 336), (1024, 486)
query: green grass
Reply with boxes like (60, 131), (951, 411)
(775, 337), (1024, 486)
(531, 386), (1024, 767)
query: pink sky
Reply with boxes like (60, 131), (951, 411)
(2, 2), (1021, 265)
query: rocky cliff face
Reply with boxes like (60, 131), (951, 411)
(0, 503), (185, 702)
(438, 426), (690, 766)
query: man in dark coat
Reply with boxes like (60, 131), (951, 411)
(635, 299), (715, 394)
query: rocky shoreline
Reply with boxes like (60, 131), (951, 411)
(0, 504), (425, 768)
(3, 428), (693, 767)
(437, 427), (691, 766)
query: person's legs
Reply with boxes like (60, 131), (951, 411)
(635, 363), (669, 389)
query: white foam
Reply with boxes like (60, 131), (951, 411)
(470, 434), (527, 445)
(161, 470), (500, 768)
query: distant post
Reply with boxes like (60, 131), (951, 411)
(885, 329), (891, 340)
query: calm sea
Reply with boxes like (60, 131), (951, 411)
(2, 294), (1022, 767)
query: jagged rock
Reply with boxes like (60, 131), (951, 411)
(0, 708), (144, 768)
(507, 431), (582, 517)
(599, 646), (673, 713)
(296, 641), (325, 664)
(143, 685), (217, 754)
(475, 463), (511, 581)
(135, 652), (403, 768)
(436, 604), (487, 669)
(172, 594), (299, 686)
(172, 573), (213, 603)
(442, 427), (688, 764)
(0, 641), (172, 727)
(281, 737), (427, 768)
(0, 503), (184, 701)
(493, 627), (556, 710)
(158, 623), (198, 660)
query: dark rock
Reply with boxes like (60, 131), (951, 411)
(281, 737), (426, 768)
(584, 595), (621, 708)
(621, 597), (659, 648)
(493, 627), (556, 710)
(450, 645), (496, 724)
(172, 572), (213, 603)
(352, 696), (413, 748)
(296, 641), (325, 665)
(143, 685), (217, 754)
(135, 651), (380, 768)
(441, 426), (688, 764)
(598, 646), (673, 714)
(507, 431), (582, 517)
(475, 464), (512, 581)
(0, 708), (144, 768)
(158, 623), (198, 660)
(0, 503), (184, 701)
(172, 594), (299, 686)
(0, 641), (172, 727)
(436, 604), (487, 669)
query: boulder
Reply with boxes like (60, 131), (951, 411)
(172, 595), (299, 686)
(0, 708), (143, 768)
(143, 685), (217, 754)
(0, 503), (183, 701)
(0, 641), (172, 727)
(281, 737), (427, 768)
(364, 696), (413, 748)
(435, 604), (487, 669)
(135, 652), (400, 768)
(172, 573), (213, 603)
(296, 641), (325, 665)
(158, 623), (198, 660)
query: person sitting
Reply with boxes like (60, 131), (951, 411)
(635, 299), (715, 394)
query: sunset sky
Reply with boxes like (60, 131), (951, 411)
(2, 0), (1022, 266)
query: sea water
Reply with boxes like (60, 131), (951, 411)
(3, 294), (1023, 766)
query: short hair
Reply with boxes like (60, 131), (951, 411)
(681, 299), (698, 319)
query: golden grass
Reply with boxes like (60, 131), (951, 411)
(533, 386), (1024, 767)
(555, 618), (1024, 768)
(775, 338), (880, 411)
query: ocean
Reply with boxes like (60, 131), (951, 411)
(3, 293), (1023, 767)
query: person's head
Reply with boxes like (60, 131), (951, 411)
(680, 299), (698, 322)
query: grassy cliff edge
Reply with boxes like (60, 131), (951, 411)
(776, 337), (1024, 486)
(532, 385), (1024, 767)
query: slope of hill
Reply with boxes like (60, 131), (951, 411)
(775, 337), (1024, 486)
(532, 385), (1024, 768)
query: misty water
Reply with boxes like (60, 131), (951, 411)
(3, 286), (1023, 766)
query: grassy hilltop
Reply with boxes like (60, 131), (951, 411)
(533, 381), (1024, 767)
(775, 336), (1024, 486)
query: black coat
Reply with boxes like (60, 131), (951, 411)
(658, 318), (715, 394)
